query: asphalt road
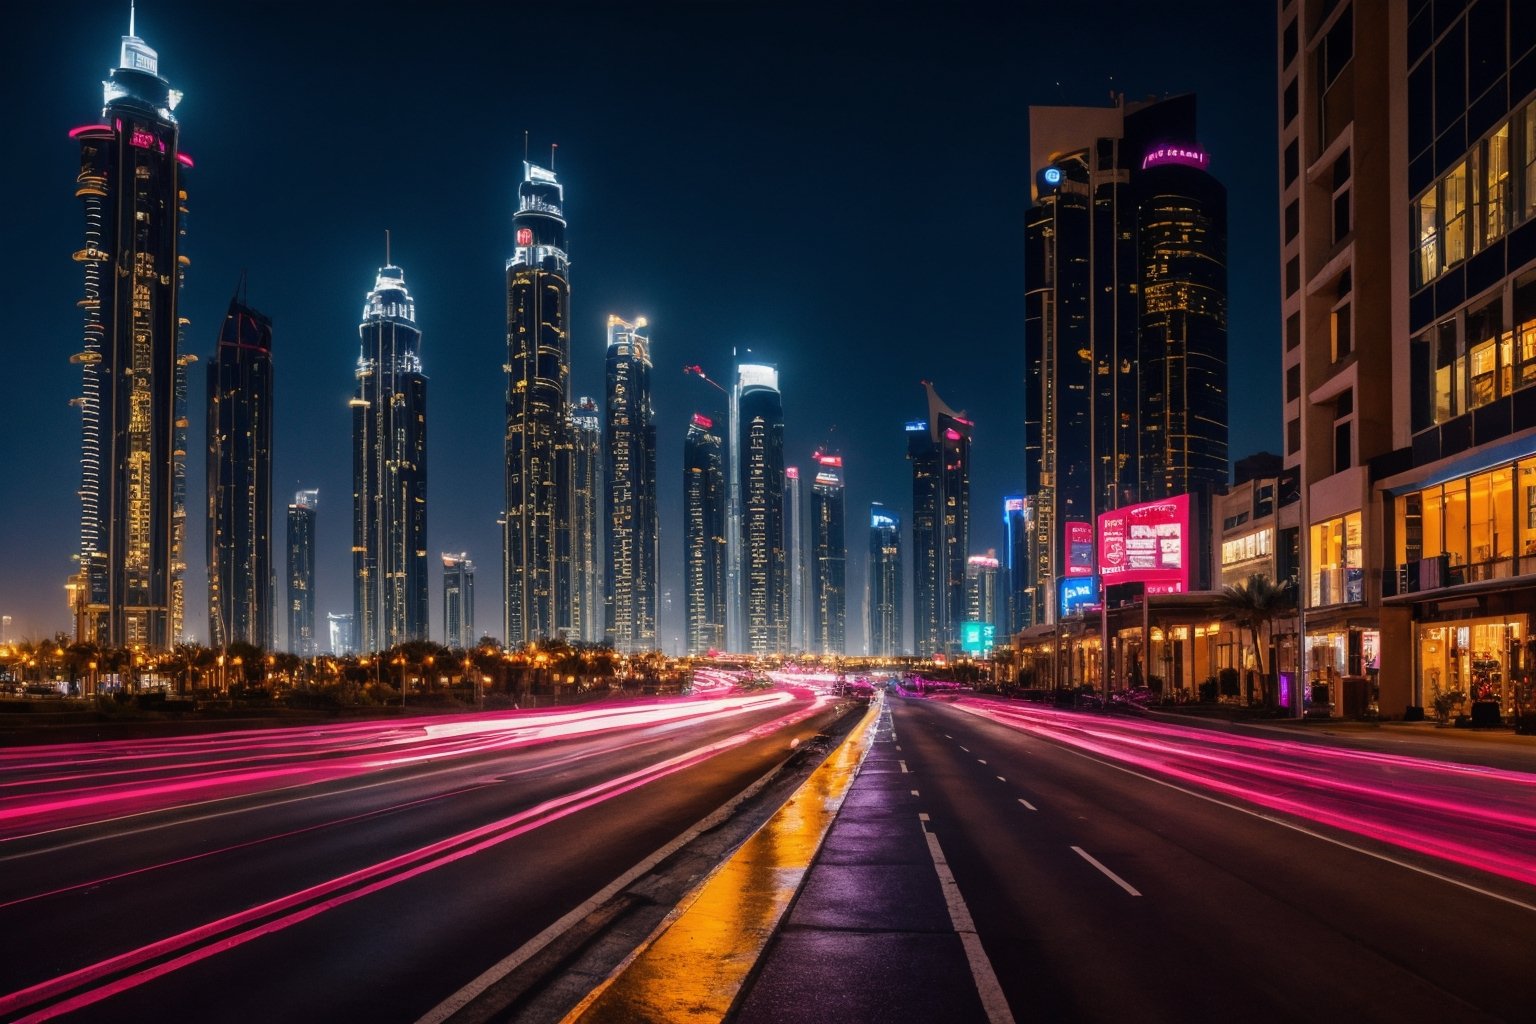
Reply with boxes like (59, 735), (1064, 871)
(0, 693), (843, 1023)
(883, 696), (1536, 1023)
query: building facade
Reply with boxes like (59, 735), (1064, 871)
(558, 396), (603, 643)
(68, 20), (192, 650)
(737, 364), (788, 655)
(786, 466), (805, 652)
(351, 262), (428, 651)
(207, 294), (274, 649)
(504, 161), (570, 647)
(442, 553), (475, 649)
(287, 490), (318, 656)
(684, 413), (727, 654)
(966, 553), (1000, 635)
(908, 383), (972, 657)
(868, 504), (903, 657)
(1003, 496), (1035, 634)
(605, 317), (657, 653)
(810, 450), (847, 655)
(327, 612), (354, 657)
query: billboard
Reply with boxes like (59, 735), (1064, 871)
(1059, 575), (1101, 618)
(960, 621), (995, 654)
(1065, 521), (1094, 576)
(1097, 494), (1192, 594)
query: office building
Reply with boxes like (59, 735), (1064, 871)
(786, 466), (805, 652)
(1024, 93), (1229, 621)
(442, 553), (475, 649)
(67, 17), (191, 649)
(351, 260), (428, 650)
(504, 160), (570, 647)
(207, 293), (274, 649)
(684, 413), (727, 654)
(737, 364), (788, 655)
(868, 504), (903, 657)
(966, 553), (1001, 633)
(1003, 496), (1035, 634)
(287, 490), (318, 656)
(327, 612), (354, 657)
(558, 396), (603, 643)
(605, 316), (657, 653)
(810, 449), (847, 655)
(908, 383), (972, 657)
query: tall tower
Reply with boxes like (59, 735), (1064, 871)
(352, 260), (428, 651)
(206, 292), (274, 649)
(442, 553), (475, 649)
(1002, 496), (1034, 634)
(737, 364), (788, 655)
(867, 504), (903, 657)
(785, 467), (804, 652)
(684, 413), (727, 654)
(908, 383), (972, 657)
(68, 17), (191, 650)
(810, 450), (847, 656)
(503, 160), (570, 648)
(966, 553), (1000, 633)
(558, 397), (603, 643)
(605, 317), (657, 653)
(287, 490), (318, 656)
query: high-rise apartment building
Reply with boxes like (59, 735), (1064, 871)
(684, 413), (727, 654)
(351, 261), (428, 651)
(207, 294), (274, 649)
(67, 18), (192, 649)
(558, 396), (602, 643)
(810, 450), (847, 655)
(287, 490), (318, 656)
(868, 504), (903, 657)
(504, 160), (570, 647)
(786, 467), (805, 652)
(605, 317), (657, 653)
(1002, 496), (1035, 635)
(737, 364), (788, 655)
(1024, 94), (1229, 621)
(442, 553), (475, 649)
(966, 553), (1000, 633)
(327, 612), (354, 657)
(908, 383), (972, 657)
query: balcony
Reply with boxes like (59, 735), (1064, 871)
(1389, 554), (1524, 597)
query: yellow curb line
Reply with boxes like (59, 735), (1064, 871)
(560, 697), (884, 1024)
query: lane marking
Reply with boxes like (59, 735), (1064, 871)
(978, 760), (987, 766)
(922, 822), (1016, 1024)
(996, 776), (1006, 783)
(960, 746), (970, 753)
(945, 735), (953, 740)
(895, 745), (902, 752)
(1072, 846), (1141, 897)
(1017, 798), (1037, 812)
(911, 790), (920, 797)
(899, 761), (910, 774)
(919, 812), (930, 822)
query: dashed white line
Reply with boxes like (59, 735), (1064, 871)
(895, 745), (902, 751)
(911, 789), (920, 796)
(922, 821), (1016, 1024)
(960, 746), (970, 753)
(919, 812), (931, 822)
(1072, 846), (1141, 896)
(945, 734), (953, 740)
(1017, 798), (1037, 811)
(996, 776), (1006, 783)
(899, 760), (910, 773)
(978, 759), (987, 766)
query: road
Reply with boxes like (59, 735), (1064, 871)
(883, 695), (1536, 1022)
(0, 691), (842, 1023)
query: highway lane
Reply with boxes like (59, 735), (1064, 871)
(0, 691), (847, 1023)
(891, 695), (1536, 1023)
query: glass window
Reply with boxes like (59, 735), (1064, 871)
(1416, 186), (1439, 286)
(1411, 330), (1433, 432)
(1444, 161), (1469, 267)
(1287, 312), (1301, 352)
(1285, 199), (1299, 242)
(1322, 4), (1354, 87)
(1517, 273), (1536, 387)
(1310, 511), (1363, 607)
(1469, 467), (1513, 564)
(1486, 123), (1510, 245)
(1287, 364), (1301, 402)
(1467, 299), (1503, 408)
(1469, 146), (1485, 256)
(1433, 318), (1463, 423)
(1524, 104), (1536, 223)
(1520, 458), (1536, 557)
(1285, 140), (1299, 187)
(1421, 485), (1445, 560)
(1396, 491), (1423, 567)
(1444, 479), (1469, 567)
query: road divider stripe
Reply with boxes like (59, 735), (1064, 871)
(1072, 846), (1141, 896)
(922, 822), (1015, 1024)
(1017, 798), (1037, 811)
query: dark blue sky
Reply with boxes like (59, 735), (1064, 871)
(3, 1), (1278, 650)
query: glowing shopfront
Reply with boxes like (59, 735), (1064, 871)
(1416, 615), (1531, 718)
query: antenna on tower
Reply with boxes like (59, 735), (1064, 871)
(129, 0), (136, 37)
(551, 143), (557, 171)
(385, 228), (391, 267)
(523, 130), (529, 163)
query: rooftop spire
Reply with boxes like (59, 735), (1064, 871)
(129, 0), (136, 38)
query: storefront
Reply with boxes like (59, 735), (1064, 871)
(1416, 614), (1530, 719)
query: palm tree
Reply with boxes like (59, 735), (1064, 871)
(1220, 573), (1296, 707)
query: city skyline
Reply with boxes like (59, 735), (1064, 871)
(5, 2), (1281, 649)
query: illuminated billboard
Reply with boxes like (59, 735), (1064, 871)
(1097, 494), (1192, 594)
(960, 621), (995, 654)
(1059, 575), (1100, 617)
(1065, 521), (1094, 576)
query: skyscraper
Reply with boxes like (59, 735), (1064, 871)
(1024, 94), (1228, 620)
(1002, 496), (1035, 635)
(351, 261), (428, 651)
(868, 504), (903, 657)
(737, 364), (788, 655)
(68, 18), (191, 650)
(684, 413), (726, 655)
(442, 553), (475, 649)
(503, 160), (570, 648)
(785, 467), (804, 652)
(327, 612), (354, 657)
(810, 450), (847, 656)
(908, 383), (972, 657)
(206, 292), (274, 649)
(605, 316), (657, 653)
(287, 490), (318, 657)
(966, 553), (1000, 634)
(558, 396), (602, 643)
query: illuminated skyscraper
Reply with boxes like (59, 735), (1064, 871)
(605, 317), (657, 653)
(810, 450), (846, 656)
(1002, 496), (1035, 634)
(442, 553), (475, 649)
(908, 383), (972, 657)
(351, 261), (428, 650)
(558, 396), (602, 643)
(785, 467), (804, 651)
(68, 17), (192, 649)
(287, 490), (318, 656)
(684, 414), (726, 654)
(503, 160), (570, 647)
(966, 553), (1000, 634)
(737, 364), (788, 655)
(867, 504), (903, 657)
(327, 612), (354, 657)
(206, 293), (274, 649)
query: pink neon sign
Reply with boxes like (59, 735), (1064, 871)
(1141, 145), (1209, 171)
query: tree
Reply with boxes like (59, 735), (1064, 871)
(1219, 573), (1296, 708)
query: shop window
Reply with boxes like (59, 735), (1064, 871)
(1309, 510), (1362, 607)
(1331, 303), (1352, 362)
(1395, 491), (1424, 567)
(1443, 160), (1469, 268)
(1415, 185), (1439, 287)
(1520, 458), (1536, 558)
(1444, 478), (1469, 568)
(1421, 484), (1446, 561)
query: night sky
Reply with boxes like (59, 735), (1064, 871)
(4, 1), (1278, 651)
